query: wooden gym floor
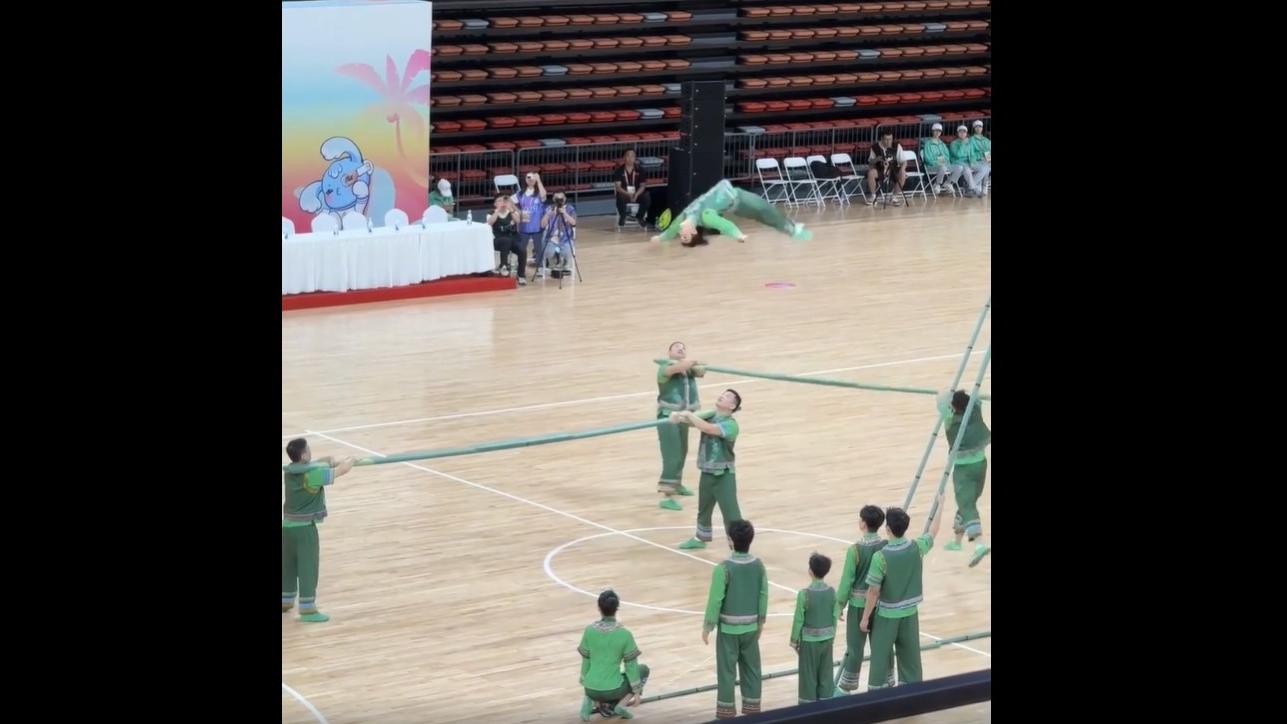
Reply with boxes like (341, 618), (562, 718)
(282, 197), (992, 724)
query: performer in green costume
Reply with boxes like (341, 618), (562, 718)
(650, 179), (812, 246)
(655, 341), (705, 510)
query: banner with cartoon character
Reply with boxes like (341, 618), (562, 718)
(282, 0), (431, 231)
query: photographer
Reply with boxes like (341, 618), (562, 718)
(614, 149), (651, 229)
(539, 192), (577, 278)
(866, 131), (907, 206)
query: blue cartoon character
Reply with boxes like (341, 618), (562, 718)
(298, 137), (395, 223)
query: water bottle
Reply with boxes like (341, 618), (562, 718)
(467, 210), (473, 225)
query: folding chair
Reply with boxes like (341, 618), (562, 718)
(830, 153), (865, 203)
(783, 156), (823, 208)
(899, 149), (928, 202)
(755, 157), (795, 207)
(806, 154), (844, 206)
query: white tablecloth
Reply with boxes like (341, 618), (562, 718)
(282, 222), (495, 295)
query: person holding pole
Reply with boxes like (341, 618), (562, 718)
(282, 438), (355, 623)
(672, 389), (744, 550)
(655, 341), (705, 510)
(937, 389), (991, 566)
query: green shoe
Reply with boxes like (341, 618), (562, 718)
(675, 484), (694, 496)
(658, 498), (682, 511)
(791, 223), (812, 241)
(969, 544), (991, 568)
(944, 541), (963, 552)
(299, 612), (330, 623)
(833, 687), (847, 698)
(678, 538), (707, 550)
(614, 704), (634, 719)
(579, 696), (594, 722)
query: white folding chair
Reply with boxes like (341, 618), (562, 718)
(494, 174), (520, 197)
(282, 217), (295, 238)
(340, 211), (370, 234)
(755, 157), (795, 207)
(806, 155), (844, 206)
(421, 206), (451, 225)
(384, 208), (410, 230)
(310, 214), (339, 235)
(920, 150), (962, 198)
(783, 157), (823, 208)
(830, 153), (865, 203)
(899, 149), (927, 202)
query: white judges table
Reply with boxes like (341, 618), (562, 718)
(282, 221), (495, 295)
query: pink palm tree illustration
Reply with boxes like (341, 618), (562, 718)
(337, 50), (430, 185)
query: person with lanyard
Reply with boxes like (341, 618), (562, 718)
(654, 341), (705, 511)
(539, 192), (577, 278)
(671, 389), (745, 550)
(282, 438), (355, 623)
(650, 179), (812, 247)
(866, 130), (907, 206)
(487, 193), (526, 286)
(614, 149), (651, 229)
(513, 172), (547, 273)
(859, 495), (945, 690)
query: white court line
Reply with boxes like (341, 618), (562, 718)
(282, 682), (329, 724)
(283, 350), (989, 439)
(306, 430), (989, 659)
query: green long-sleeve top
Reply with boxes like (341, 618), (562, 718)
(790, 580), (838, 644)
(970, 134), (991, 163)
(657, 180), (745, 241)
(577, 618), (643, 694)
(936, 391), (989, 465)
(922, 137), (951, 169)
(948, 138), (974, 165)
(703, 552), (768, 634)
(833, 532), (886, 615)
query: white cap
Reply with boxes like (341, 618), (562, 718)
(931, 123), (943, 131)
(437, 179), (453, 198)
(956, 125), (969, 132)
(972, 120), (984, 128)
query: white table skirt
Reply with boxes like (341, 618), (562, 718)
(282, 221), (495, 295)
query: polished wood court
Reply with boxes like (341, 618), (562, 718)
(282, 197), (992, 724)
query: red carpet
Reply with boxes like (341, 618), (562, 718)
(283, 275), (515, 311)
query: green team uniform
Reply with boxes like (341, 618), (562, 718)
(922, 137), (951, 169)
(704, 552), (768, 719)
(969, 134), (992, 163)
(790, 581), (838, 704)
(834, 533), (892, 692)
(282, 466), (335, 617)
(577, 617), (649, 718)
(937, 392), (990, 540)
(656, 360), (700, 496)
(657, 179), (810, 242)
(865, 534), (933, 688)
(948, 138), (974, 166)
(693, 410), (741, 542)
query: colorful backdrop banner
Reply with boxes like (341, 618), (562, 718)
(282, 0), (431, 231)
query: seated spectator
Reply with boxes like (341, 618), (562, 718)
(429, 178), (456, 214)
(539, 192), (577, 278)
(513, 172), (547, 272)
(487, 194), (527, 286)
(969, 120), (992, 194)
(866, 130), (907, 206)
(922, 123), (966, 196)
(949, 127), (982, 197)
(614, 150), (651, 230)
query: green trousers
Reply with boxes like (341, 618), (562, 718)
(952, 458), (987, 539)
(838, 604), (895, 691)
(797, 638), (834, 703)
(730, 188), (796, 235)
(695, 471), (742, 542)
(866, 612), (922, 689)
(716, 629), (761, 719)
(282, 523), (321, 613)
(585, 663), (649, 703)
(656, 417), (690, 493)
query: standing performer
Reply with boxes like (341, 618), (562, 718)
(937, 389), (991, 567)
(655, 341), (704, 511)
(790, 552), (838, 705)
(578, 590), (649, 721)
(834, 505), (891, 694)
(282, 438), (355, 623)
(860, 495), (945, 689)
(672, 389), (744, 550)
(650, 179), (812, 246)
(702, 519), (767, 720)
